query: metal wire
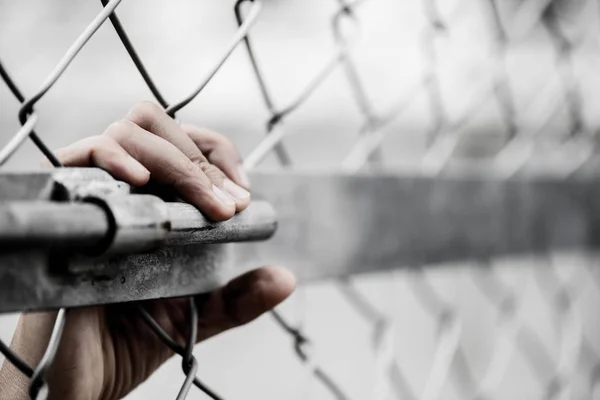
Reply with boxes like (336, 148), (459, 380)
(99, 0), (169, 108)
(318, 2), (597, 399)
(270, 311), (350, 400)
(92, 1), (261, 397)
(0, 60), (60, 167)
(28, 309), (68, 400)
(0, 59), (24, 101)
(236, 0), (366, 168)
(165, 0), (263, 117)
(1, 1), (124, 390)
(0, 339), (33, 378)
(2, 0), (600, 399)
(177, 299), (199, 400)
(16, 0), (122, 125)
(136, 302), (223, 400)
(0, 113), (39, 166)
(542, 1), (585, 138)
(238, 1), (371, 397)
(2, 3), (223, 399)
(2, 0), (124, 168)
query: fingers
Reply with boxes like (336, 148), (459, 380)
(181, 124), (250, 190)
(54, 135), (151, 186)
(103, 119), (236, 221)
(127, 102), (250, 212)
(195, 266), (296, 342)
(54, 101), (250, 221)
(126, 102), (204, 163)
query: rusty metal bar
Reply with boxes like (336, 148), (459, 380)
(0, 202), (108, 250)
(165, 201), (276, 246)
(0, 200), (276, 253)
(239, 171), (600, 279)
(1, 168), (600, 312)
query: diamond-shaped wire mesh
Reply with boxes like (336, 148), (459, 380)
(1, 0), (600, 399)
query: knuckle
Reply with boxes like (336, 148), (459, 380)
(88, 137), (123, 163)
(90, 135), (117, 150)
(198, 160), (223, 178)
(197, 161), (226, 185)
(103, 119), (135, 141)
(188, 152), (208, 166)
(172, 157), (201, 181)
(196, 158), (211, 170)
(128, 101), (164, 124)
(182, 158), (200, 175)
(163, 163), (186, 189)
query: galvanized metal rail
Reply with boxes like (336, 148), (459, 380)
(1, 167), (599, 312)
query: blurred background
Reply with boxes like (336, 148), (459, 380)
(2, 0), (600, 399)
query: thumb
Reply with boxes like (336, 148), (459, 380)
(195, 266), (296, 342)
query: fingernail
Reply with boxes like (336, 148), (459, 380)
(126, 155), (150, 176)
(237, 164), (251, 189)
(212, 184), (236, 206)
(223, 179), (250, 202)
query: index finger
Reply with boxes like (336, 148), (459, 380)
(103, 119), (237, 221)
(181, 124), (250, 190)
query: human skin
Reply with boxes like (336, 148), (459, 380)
(0, 101), (296, 400)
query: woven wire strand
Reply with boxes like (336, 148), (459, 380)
(1, 0), (598, 399)
(0, 1), (126, 396)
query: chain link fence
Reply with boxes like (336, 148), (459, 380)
(1, 0), (600, 399)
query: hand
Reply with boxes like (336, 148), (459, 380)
(0, 102), (296, 400)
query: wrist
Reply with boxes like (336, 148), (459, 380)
(0, 312), (56, 400)
(0, 359), (30, 400)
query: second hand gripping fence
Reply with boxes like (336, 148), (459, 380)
(1, 0), (600, 399)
